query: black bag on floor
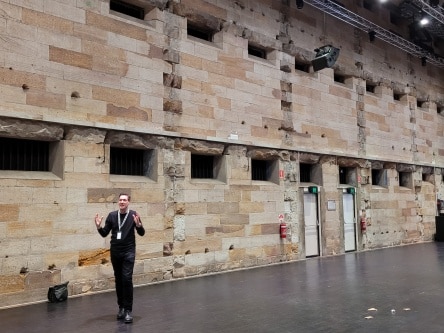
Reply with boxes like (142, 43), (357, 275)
(47, 281), (69, 303)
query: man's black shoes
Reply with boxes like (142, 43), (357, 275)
(117, 308), (133, 324)
(117, 308), (125, 320)
(124, 310), (133, 324)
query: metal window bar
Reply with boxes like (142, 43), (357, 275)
(191, 154), (214, 179)
(110, 147), (144, 176)
(300, 163), (312, 182)
(252, 160), (268, 181)
(0, 137), (49, 171)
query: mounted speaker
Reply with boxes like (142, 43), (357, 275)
(311, 45), (340, 72)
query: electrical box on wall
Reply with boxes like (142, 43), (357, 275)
(308, 186), (318, 194)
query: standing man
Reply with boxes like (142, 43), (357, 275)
(94, 193), (145, 324)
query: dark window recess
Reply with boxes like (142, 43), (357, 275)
(334, 73), (346, 83)
(339, 167), (347, 184)
(191, 154), (214, 179)
(394, 93), (402, 101)
(399, 172), (410, 187)
(372, 169), (387, 186)
(295, 60), (310, 73)
(422, 173), (432, 182)
(366, 83), (376, 93)
(417, 100), (424, 108)
(110, 147), (144, 176)
(0, 137), (49, 171)
(248, 44), (267, 59)
(110, 0), (144, 19)
(300, 163), (312, 182)
(252, 159), (272, 181)
(187, 24), (213, 42)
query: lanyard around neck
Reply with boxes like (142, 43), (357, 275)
(118, 210), (129, 231)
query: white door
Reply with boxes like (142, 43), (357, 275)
(343, 192), (356, 252)
(304, 193), (319, 257)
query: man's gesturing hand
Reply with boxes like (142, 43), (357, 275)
(95, 213), (103, 229)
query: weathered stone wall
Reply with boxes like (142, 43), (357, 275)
(0, 0), (443, 307)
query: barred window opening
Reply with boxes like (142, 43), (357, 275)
(110, 147), (145, 176)
(191, 154), (214, 179)
(0, 137), (49, 171)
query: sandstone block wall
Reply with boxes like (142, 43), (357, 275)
(0, 0), (443, 307)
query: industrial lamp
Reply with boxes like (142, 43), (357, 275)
(311, 45), (340, 72)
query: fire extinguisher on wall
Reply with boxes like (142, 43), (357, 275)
(279, 214), (287, 239)
(360, 216), (367, 232)
(280, 221), (287, 239)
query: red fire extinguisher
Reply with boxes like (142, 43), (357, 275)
(280, 221), (287, 239)
(360, 216), (367, 232)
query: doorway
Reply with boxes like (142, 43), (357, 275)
(343, 188), (357, 252)
(304, 187), (320, 257)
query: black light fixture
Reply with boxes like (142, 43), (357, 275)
(368, 30), (376, 42)
(421, 56), (427, 66)
(296, 0), (304, 9)
(311, 45), (340, 72)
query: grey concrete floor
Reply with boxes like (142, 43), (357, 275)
(1, 242), (444, 333)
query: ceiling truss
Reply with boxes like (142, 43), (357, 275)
(304, 0), (444, 68)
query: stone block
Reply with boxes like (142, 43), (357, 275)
(24, 269), (61, 290)
(0, 274), (25, 294)
(49, 46), (92, 70)
(106, 104), (150, 121)
(86, 11), (146, 41)
(163, 98), (183, 113)
(92, 86), (140, 108)
(163, 49), (180, 64)
(239, 201), (265, 214)
(0, 67), (46, 90)
(0, 204), (19, 222)
(207, 202), (239, 214)
(87, 189), (131, 204)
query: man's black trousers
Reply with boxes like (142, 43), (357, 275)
(111, 249), (135, 311)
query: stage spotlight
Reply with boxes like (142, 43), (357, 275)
(421, 56), (427, 66)
(296, 0), (304, 9)
(369, 30), (376, 42)
(311, 45), (340, 72)
(419, 13), (430, 26)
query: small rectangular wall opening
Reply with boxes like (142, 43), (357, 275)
(372, 169), (387, 187)
(0, 137), (50, 171)
(251, 159), (278, 184)
(366, 81), (376, 93)
(187, 23), (214, 42)
(110, 0), (145, 19)
(339, 166), (357, 185)
(110, 147), (156, 179)
(248, 44), (267, 59)
(295, 59), (310, 73)
(399, 171), (412, 189)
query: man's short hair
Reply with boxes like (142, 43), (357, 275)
(119, 193), (131, 201)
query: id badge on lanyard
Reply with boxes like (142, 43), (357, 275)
(117, 211), (129, 240)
